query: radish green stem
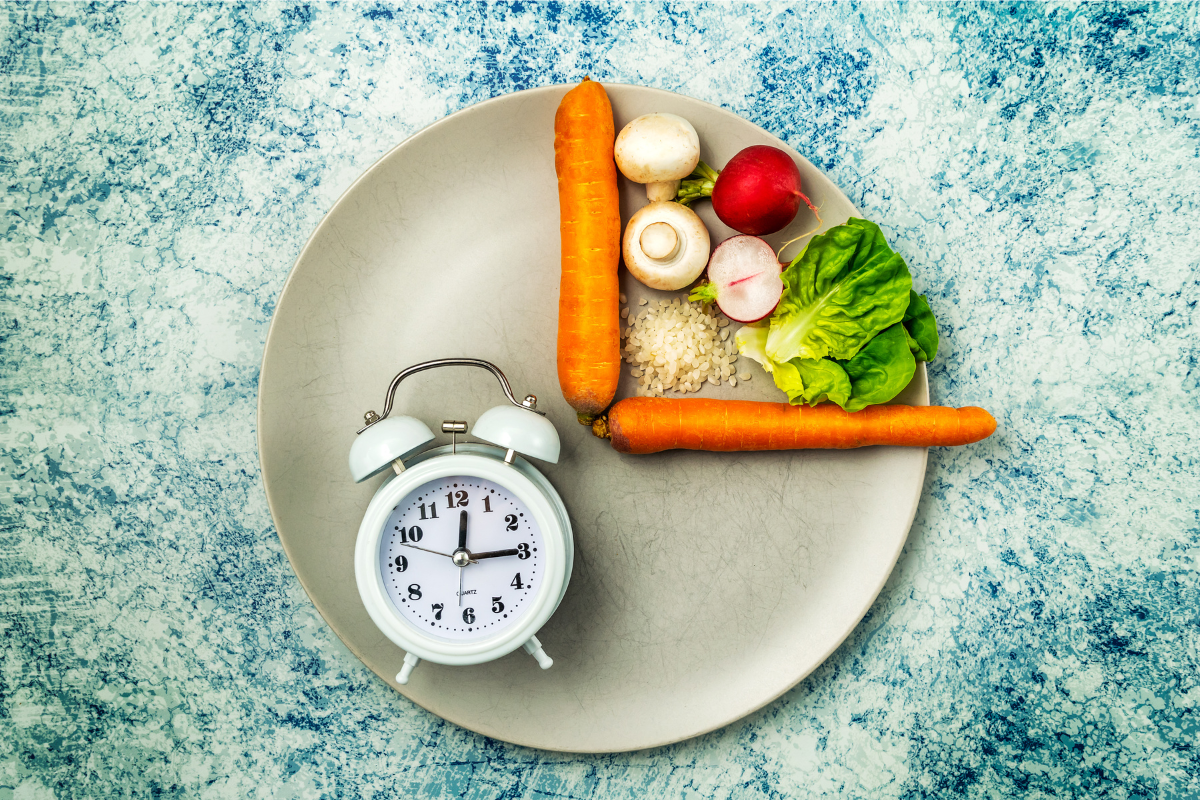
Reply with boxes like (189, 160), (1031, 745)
(675, 161), (719, 207)
(688, 282), (719, 304)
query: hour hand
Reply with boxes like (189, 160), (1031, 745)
(469, 548), (520, 560)
(458, 509), (468, 551)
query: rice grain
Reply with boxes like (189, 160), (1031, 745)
(620, 298), (741, 397)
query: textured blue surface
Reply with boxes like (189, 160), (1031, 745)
(3, 2), (1199, 797)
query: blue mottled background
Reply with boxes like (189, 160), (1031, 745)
(3, 2), (1198, 797)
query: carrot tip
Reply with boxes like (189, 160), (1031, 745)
(591, 415), (610, 440)
(967, 407), (998, 442)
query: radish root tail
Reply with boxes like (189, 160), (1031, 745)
(776, 202), (826, 263)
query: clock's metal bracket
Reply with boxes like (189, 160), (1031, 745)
(441, 420), (467, 453)
(359, 357), (545, 434)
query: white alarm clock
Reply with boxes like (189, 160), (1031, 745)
(348, 358), (573, 685)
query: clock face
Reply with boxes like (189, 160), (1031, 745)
(378, 474), (544, 642)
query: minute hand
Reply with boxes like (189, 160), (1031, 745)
(399, 542), (476, 562)
(469, 548), (520, 560)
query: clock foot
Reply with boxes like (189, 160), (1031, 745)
(523, 636), (554, 670)
(396, 652), (420, 684)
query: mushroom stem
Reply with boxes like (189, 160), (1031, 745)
(646, 180), (680, 203)
(639, 222), (679, 261)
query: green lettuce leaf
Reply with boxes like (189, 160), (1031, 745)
(841, 323), (916, 412)
(773, 358), (853, 407)
(902, 290), (939, 362)
(734, 325), (771, 372)
(734, 220), (940, 413)
(741, 316), (917, 411)
(765, 218), (912, 364)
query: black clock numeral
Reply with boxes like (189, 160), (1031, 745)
(418, 502), (438, 520)
(517, 543), (531, 560)
(394, 555), (408, 572)
(505, 514), (519, 531)
(462, 608), (475, 625)
(491, 596), (504, 614)
(407, 584), (422, 600)
(397, 525), (423, 544)
(510, 573), (524, 590)
(483, 495), (493, 513)
(445, 490), (469, 508)
(431, 603), (443, 621)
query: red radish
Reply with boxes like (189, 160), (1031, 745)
(676, 145), (818, 236)
(687, 235), (784, 323)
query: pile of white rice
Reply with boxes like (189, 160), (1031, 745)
(620, 295), (749, 396)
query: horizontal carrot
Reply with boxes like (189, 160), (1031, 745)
(594, 397), (996, 454)
(554, 77), (621, 425)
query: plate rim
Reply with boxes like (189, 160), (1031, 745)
(257, 82), (928, 753)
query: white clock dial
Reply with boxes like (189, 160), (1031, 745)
(378, 475), (543, 642)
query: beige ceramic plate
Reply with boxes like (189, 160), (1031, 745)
(258, 84), (927, 753)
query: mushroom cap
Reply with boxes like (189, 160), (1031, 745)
(614, 113), (701, 185)
(622, 201), (711, 291)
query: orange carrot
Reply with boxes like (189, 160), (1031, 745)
(555, 78), (621, 425)
(594, 397), (996, 454)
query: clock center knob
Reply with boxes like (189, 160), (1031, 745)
(452, 550), (471, 568)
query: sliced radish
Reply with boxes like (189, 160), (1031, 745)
(688, 235), (784, 323)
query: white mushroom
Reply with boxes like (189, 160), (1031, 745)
(614, 113), (701, 202)
(622, 201), (710, 291)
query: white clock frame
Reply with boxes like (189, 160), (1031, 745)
(348, 358), (572, 685)
(355, 445), (572, 681)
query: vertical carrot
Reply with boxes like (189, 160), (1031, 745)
(594, 397), (996, 454)
(555, 78), (621, 425)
